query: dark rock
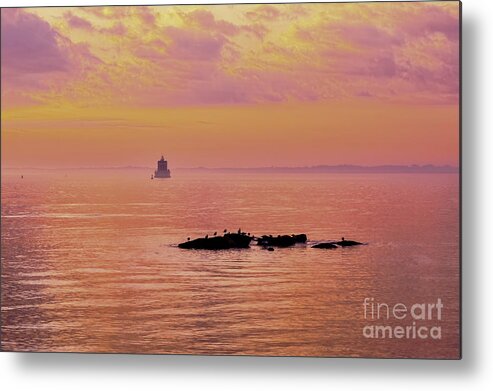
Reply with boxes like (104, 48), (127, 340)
(335, 239), (364, 247)
(178, 233), (252, 250)
(293, 234), (307, 243)
(267, 247), (275, 251)
(312, 242), (338, 249)
(257, 233), (307, 248)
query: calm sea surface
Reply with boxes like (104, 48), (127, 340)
(1, 170), (460, 358)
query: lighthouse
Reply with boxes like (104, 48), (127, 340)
(154, 155), (171, 178)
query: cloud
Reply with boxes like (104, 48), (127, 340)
(101, 22), (127, 36)
(242, 23), (269, 40)
(246, 5), (282, 22)
(330, 23), (403, 48)
(396, 33), (459, 95)
(398, 4), (460, 41)
(1, 8), (102, 107)
(180, 9), (239, 36)
(289, 2), (459, 102)
(1, 9), (69, 73)
(65, 12), (93, 30)
(2, 3), (460, 109)
(138, 7), (156, 26)
(371, 56), (398, 78)
(164, 26), (226, 61)
(80, 6), (128, 19)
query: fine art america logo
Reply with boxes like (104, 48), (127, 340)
(363, 298), (443, 340)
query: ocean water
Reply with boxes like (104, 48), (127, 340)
(0, 170), (460, 358)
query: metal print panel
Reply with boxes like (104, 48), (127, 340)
(0, 1), (461, 358)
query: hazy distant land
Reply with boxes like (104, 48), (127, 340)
(4, 164), (458, 173)
(177, 165), (459, 174)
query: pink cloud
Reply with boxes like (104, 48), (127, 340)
(1, 8), (69, 73)
(396, 33), (459, 96)
(184, 75), (249, 105)
(399, 5), (459, 41)
(181, 9), (239, 36)
(2, 3), (459, 109)
(101, 22), (127, 36)
(1, 8), (101, 107)
(66, 12), (93, 30)
(242, 23), (269, 40)
(138, 7), (156, 26)
(332, 23), (403, 48)
(291, 3), (459, 102)
(181, 8), (270, 41)
(71, 4), (460, 106)
(164, 26), (226, 61)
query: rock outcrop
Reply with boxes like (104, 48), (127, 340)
(178, 233), (252, 250)
(312, 242), (338, 249)
(178, 232), (364, 251)
(335, 239), (364, 247)
(257, 234), (307, 248)
(312, 239), (364, 249)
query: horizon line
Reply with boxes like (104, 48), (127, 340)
(2, 163), (459, 172)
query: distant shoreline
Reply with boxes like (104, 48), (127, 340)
(176, 165), (459, 174)
(2, 164), (458, 174)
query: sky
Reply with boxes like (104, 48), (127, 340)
(1, 2), (460, 169)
